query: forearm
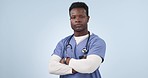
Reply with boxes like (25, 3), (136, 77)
(48, 55), (73, 75)
(69, 55), (102, 73)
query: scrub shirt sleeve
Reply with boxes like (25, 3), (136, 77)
(88, 38), (106, 62)
(49, 39), (73, 75)
(52, 39), (65, 58)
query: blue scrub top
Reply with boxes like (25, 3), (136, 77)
(53, 33), (106, 78)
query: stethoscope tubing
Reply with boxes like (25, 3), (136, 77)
(64, 31), (90, 58)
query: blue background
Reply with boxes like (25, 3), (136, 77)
(0, 0), (148, 78)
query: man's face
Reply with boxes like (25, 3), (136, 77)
(70, 8), (89, 32)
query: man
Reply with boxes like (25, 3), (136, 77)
(49, 2), (106, 78)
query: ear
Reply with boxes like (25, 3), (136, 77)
(87, 16), (90, 22)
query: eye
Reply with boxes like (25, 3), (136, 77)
(79, 15), (85, 18)
(70, 16), (76, 19)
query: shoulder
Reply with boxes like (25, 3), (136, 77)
(55, 35), (72, 49)
(57, 35), (72, 44)
(89, 33), (106, 46)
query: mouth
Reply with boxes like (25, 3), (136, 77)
(75, 24), (82, 27)
(74, 24), (83, 30)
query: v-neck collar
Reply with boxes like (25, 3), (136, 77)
(74, 34), (89, 45)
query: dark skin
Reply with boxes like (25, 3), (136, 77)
(60, 57), (77, 73)
(60, 8), (90, 74)
(70, 8), (90, 36)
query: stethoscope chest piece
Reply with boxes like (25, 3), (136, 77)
(82, 48), (87, 54)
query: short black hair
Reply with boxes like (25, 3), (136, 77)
(69, 2), (89, 16)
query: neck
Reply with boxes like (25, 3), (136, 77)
(74, 30), (89, 37)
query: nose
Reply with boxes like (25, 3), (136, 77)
(75, 17), (81, 23)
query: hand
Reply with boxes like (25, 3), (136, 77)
(60, 57), (70, 64)
(65, 57), (71, 65)
(60, 58), (77, 74)
(60, 58), (65, 64)
(79, 55), (87, 59)
(72, 69), (77, 74)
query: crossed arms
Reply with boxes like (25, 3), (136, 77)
(48, 54), (102, 75)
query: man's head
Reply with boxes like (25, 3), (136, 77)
(69, 2), (89, 16)
(69, 2), (90, 33)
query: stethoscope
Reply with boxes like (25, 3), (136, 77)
(64, 31), (90, 59)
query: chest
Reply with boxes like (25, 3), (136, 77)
(64, 38), (88, 59)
